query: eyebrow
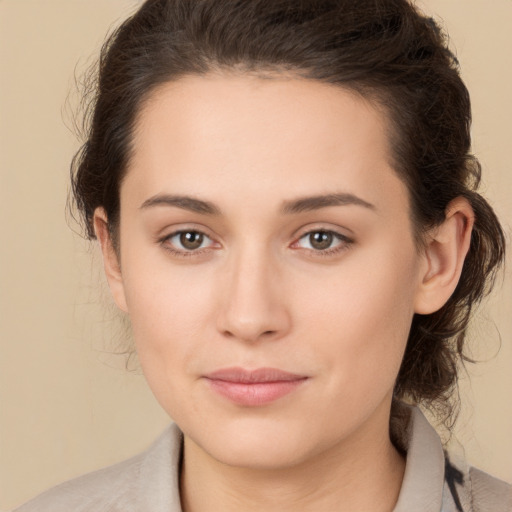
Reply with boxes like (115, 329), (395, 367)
(139, 192), (376, 215)
(140, 195), (221, 215)
(280, 193), (376, 214)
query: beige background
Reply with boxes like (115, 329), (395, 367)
(1, 0), (511, 510)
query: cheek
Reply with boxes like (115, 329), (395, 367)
(126, 273), (214, 342)
(124, 280), (213, 418)
(297, 245), (420, 400)
(120, 254), (219, 388)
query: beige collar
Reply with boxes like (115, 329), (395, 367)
(392, 406), (458, 512)
(134, 405), (459, 512)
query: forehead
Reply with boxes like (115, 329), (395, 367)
(124, 73), (407, 217)
(133, 73), (392, 162)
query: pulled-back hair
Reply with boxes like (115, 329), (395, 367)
(71, 0), (506, 423)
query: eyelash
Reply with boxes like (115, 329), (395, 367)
(159, 229), (353, 259)
(294, 230), (353, 257)
(159, 230), (215, 258)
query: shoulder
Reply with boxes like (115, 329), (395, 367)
(12, 424), (183, 512)
(445, 451), (512, 511)
(467, 466), (512, 512)
(13, 452), (144, 512)
(392, 404), (511, 512)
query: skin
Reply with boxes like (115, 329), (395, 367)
(95, 73), (473, 511)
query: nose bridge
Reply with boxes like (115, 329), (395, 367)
(217, 238), (290, 342)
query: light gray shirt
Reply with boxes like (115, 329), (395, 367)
(13, 406), (512, 511)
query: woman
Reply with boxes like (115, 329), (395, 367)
(13, 0), (511, 511)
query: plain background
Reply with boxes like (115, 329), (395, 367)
(1, 0), (511, 510)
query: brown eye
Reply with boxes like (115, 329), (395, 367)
(294, 229), (352, 255)
(308, 231), (334, 250)
(164, 230), (214, 254)
(179, 231), (204, 250)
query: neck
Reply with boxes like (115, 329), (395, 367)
(180, 403), (406, 512)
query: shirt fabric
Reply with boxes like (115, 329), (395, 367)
(13, 406), (512, 511)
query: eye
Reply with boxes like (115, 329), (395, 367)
(294, 229), (352, 255)
(162, 230), (216, 255)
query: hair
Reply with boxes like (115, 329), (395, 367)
(70, 0), (505, 425)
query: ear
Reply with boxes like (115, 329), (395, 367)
(414, 197), (475, 314)
(93, 208), (128, 313)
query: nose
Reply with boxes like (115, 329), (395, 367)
(215, 246), (292, 343)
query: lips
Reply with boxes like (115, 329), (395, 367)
(203, 367), (308, 406)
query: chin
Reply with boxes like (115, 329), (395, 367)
(188, 415), (329, 471)
(209, 438), (311, 471)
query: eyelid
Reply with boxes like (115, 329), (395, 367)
(290, 227), (354, 256)
(292, 223), (353, 242)
(158, 227), (220, 257)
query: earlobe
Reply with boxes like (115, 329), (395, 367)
(93, 208), (129, 313)
(414, 197), (475, 315)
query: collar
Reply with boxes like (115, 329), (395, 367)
(393, 405), (452, 512)
(134, 406), (459, 512)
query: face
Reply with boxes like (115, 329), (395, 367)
(102, 74), (430, 469)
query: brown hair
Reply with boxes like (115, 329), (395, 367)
(71, 0), (506, 423)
